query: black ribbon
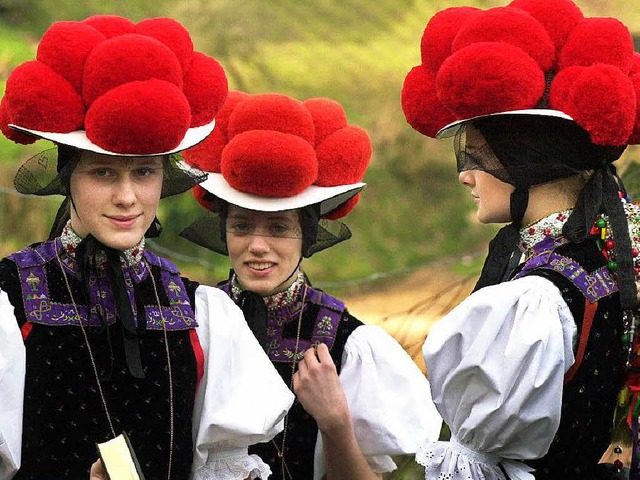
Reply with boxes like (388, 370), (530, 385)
(76, 235), (146, 378)
(236, 290), (268, 351)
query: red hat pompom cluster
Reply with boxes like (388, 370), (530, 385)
(183, 92), (371, 219)
(1, 15), (228, 154)
(402, 0), (639, 146)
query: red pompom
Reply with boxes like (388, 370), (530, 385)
(420, 7), (482, 75)
(135, 17), (194, 73)
(85, 79), (191, 154)
(36, 21), (106, 93)
(559, 18), (634, 74)
(628, 74), (640, 145)
(401, 65), (456, 138)
(0, 96), (36, 144)
(192, 184), (216, 211)
(182, 91), (250, 172)
(548, 65), (585, 113)
(509, 0), (583, 54)
(452, 7), (555, 72)
(82, 15), (136, 38)
(555, 64), (635, 145)
(182, 127), (226, 172)
(324, 193), (360, 220)
(82, 34), (183, 106)
(5, 60), (85, 133)
(629, 53), (640, 77)
(182, 52), (228, 127)
(437, 42), (546, 119)
(303, 98), (348, 146)
(227, 94), (316, 144)
(315, 126), (371, 186)
(221, 130), (317, 197)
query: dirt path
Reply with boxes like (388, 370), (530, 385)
(341, 265), (476, 372)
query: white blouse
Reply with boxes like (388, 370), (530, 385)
(417, 275), (577, 480)
(313, 324), (443, 479)
(0, 286), (295, 480)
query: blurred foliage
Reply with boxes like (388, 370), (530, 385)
(0, 0), (638, 293)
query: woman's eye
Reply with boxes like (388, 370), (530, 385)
(135, 167), (161, 178)
(93, 168), (111, 178)
(271, 224), (289, 234)
(230, 223), (253, 234)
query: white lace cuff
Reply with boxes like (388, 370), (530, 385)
(415, 438), (535, 480)
(191, 449), (272, 480)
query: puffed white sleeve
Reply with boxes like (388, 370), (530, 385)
(417, 275), (577, 480)
(0, 289), (24, 480)
(190, 285), (295, 480)
(313, 324), (443, 479)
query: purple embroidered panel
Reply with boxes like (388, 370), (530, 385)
(513, 236), (618, 303)
(219, 282), (346, 363)
(10, 239), (197, 330)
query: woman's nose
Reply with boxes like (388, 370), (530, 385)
(458, 170), (474, 187)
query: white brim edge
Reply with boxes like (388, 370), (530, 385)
(436, 109), (574, 139)
(200, 173), (366, 216)
(9, 119), (216, 156)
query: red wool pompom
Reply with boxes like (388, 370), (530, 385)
(548, 65), (585, 113)
(625, 74), (640, 145)
(0, 96), (36, 144)
(420, 6), (482, 75)
(508, 0), (584, 54)
(135, 17), (194, 73)
(401, 65), (456, 138)
(452, 7), (555, 72)
(303, 98), (348, 146)
(182, 91), (250, 172)
(315, 126), (371, 186)
(82, 15), (136, 38)
(36, 21), (106, 93)
(192, 184), (216, 211)
(85, 79), (191, 154)
(182, 52), (229, 127)
(437, 42), (546, 119)
(558, 64), (636, 145)
(5, 60), (85, 133)
(227, 94), (316, 144)
(82, 34), (183, 106)
(182, 127), (226, 172)
(559, 17), (634, 74)
(221, 130), (317, 197)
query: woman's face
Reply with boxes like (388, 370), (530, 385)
(226, 205), (304, 296)
(69, 152), (164, 250)
(458, 126), (514, 224)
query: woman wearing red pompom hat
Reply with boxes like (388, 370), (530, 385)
(402, 0), (640, 478)
(0, 15), (294, 480)
(180, 91), (443, 479)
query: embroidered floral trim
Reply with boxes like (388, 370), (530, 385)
(518, 209), (573, 252)
(230, 270), (305, 311)
(61, 220), (145, 267)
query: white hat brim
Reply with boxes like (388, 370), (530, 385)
(436, 109), (574, 139)
(9, 119), (216, 156)
(200, 173), (366, 216)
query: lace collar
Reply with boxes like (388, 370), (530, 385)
(518, 209), (573, 252)
(231, 270), (305, 311)
(60, 220), (145, 267)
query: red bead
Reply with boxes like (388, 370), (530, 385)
(633, 248), (639, 257)
(606, 239), (615, 250)
(543, 228), (551, 236)
(528, 227), (535, 235)
(619, 191), (625, 198)
(614, 459), (624, 469)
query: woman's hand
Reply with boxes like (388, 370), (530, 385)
(90, 459), (108, 480)
(293, 343), (350, 435)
